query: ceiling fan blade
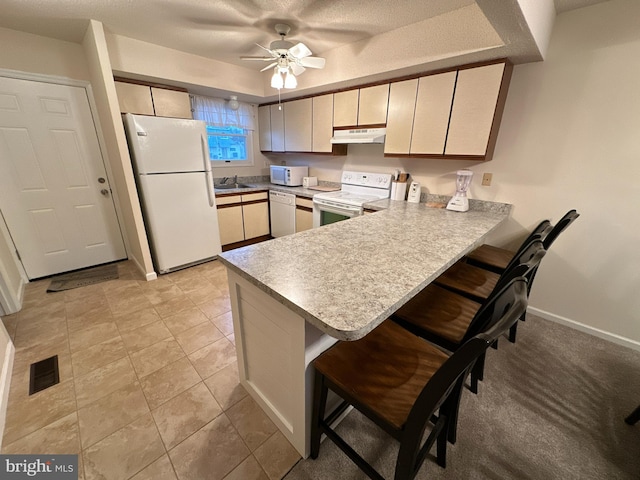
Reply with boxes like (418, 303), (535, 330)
(260, 62), (278, 72)
(288, 42), (313, 59)
(299, 56), (326, 69)
(240, 56), (276, 61)
(290, 63), (306, 76)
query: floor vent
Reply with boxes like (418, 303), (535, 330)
(29, 355), (60, 395)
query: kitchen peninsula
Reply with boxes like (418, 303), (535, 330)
(218, 200), (511, 457)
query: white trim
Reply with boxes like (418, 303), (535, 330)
(83, 83), (131, 258)
(0, 211), (26, 315)
(0, 68), (90, 88)
(0, 328), (15, 451)
(130, 254), (157, 282)
(528, 306), (640, 352)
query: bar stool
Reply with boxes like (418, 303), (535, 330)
(309, 280), (528, 480)
(465, 219), (551, 273)
(392, 249), (542, 395)
(437, 210), (579, 342)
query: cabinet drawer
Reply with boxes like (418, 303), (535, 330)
(242, 191), (268, 203)
(295, 197), (313, 209)
(216, 195), (242, 206)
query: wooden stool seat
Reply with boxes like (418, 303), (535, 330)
(393, 283), (482, 349)
(314, 320), (450, 431)
(465, 244), (514, 273)
(434, 261), (500, 303)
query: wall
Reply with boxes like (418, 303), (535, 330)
(106, 33), (265, 99)
(0, 27), (90, 81)
(277, 0), (640, 347)
(82, 21), (156, 280)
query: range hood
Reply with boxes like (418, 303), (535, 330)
(330, 128), (386, 144)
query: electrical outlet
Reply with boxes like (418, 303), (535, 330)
(482, 173), (493, 186)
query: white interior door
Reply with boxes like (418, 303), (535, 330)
(0, 76), (126, 279)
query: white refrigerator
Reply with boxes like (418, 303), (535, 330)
(123, 113), (222, 273)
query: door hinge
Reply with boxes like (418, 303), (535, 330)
(15, 249), (21, 261)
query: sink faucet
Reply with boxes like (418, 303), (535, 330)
(233, 175), (238, 185)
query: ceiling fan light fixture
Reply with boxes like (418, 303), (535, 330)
(228, 95), (239, 111)
(271, 68), (284, 89)
(284, 69), (297, 89)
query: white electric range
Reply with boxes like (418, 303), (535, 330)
(312, 171), (393, 227)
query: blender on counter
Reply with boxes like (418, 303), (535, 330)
(446, 170), (473, 212)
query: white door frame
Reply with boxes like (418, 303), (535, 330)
(0, 68), (130, 311)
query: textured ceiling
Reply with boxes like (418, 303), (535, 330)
(0, 0), (607, 69)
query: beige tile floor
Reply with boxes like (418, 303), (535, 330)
(0, 259), (301, 480)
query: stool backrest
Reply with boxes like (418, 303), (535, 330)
(397, 279), (528, 478)
(543, 210), (580, 250)
(494, 239), (546, 296)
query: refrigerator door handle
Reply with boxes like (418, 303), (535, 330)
(201, 134), (215, 207)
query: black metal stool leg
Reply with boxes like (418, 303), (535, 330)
(625, 405), (640, 425)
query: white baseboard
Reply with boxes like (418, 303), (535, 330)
(129, 255), (157, 282)
(0, 336), (15, 451)
(528, 306), (640, 352)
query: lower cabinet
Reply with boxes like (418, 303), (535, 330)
(216, 191), (270, 248)
(295, 197), (313, 233)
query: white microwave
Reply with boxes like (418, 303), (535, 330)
(270, 165), (309, 186)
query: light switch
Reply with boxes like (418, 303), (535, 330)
(482, 173), (493, 186)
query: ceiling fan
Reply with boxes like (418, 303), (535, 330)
(241, 24), (326, 89)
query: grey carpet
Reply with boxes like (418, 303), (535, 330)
(285, 315), (640, 479)
(46, 263), (119, 292)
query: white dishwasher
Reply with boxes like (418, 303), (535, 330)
(269, 191), (296, 237)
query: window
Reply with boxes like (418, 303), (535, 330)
(206, 125), (249, 162)
(192, 95), (255, 167)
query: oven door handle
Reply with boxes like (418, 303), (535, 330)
(314, 201), (362, 217)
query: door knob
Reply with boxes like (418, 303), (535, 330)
(98, 177), (106, 184)
(100, 189), (110, 196)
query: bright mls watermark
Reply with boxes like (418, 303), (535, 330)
(1, 455), (78, 479)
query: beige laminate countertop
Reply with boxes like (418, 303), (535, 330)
(218, 200), (511, 340)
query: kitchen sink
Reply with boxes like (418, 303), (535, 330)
(215, 183), (255, 189)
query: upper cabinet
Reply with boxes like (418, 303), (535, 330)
(114, 82), (155, 115)
(384, 79), (418, 155)
(270, 104), (285, 152)
(258, 104), (286, 152)
(258, 105), (272, 151)
(151, 87), (192, 119)
(284, 98), (312, 152)
(357, 84), (389, 126)
(445, 63), (509, 157)
(259, 94), (346, 155)
(410, 71), (457, 155)
(333, 90), (359, 127)
(257, 60), (512, 161)
(385, 61), (511, 160)
(115, 80), (192, 119)
(333, 85), (389, 128)
(312, 94), (334, 153)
